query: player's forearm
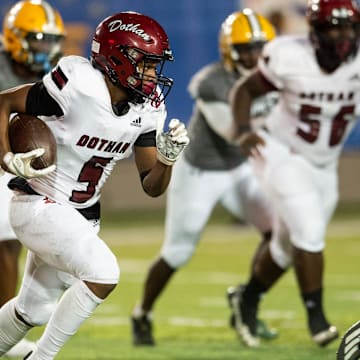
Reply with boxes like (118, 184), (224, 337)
(141, 161), (172, 197)
(0, 85), (30, 166)
(229, 79), (252, 140)
(230, 71), (273, 141)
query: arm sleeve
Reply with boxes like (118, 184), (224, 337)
(196, 99), (234, 141)
(135, 130), (156, 147)
(188, 64), (235, 141)
(25, 81), (64, 117)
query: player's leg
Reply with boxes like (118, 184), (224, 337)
(0, 250), (65, 355)
(221, 162), (274, 271)
(253, 187), (339, 347)
(282, 194), (338, 345)
(221, 162), (279, 341)
(131, 157), (225, 345)
(9, 194), (120, 359)
(287, 166), (339, 346)
(226, 136), (310, 347)
(0, 240), (21, 306)
(0, 175), (36, 358)
(241, 216), (292, 338)
(0, 176), (22, 306)
(131, 257), (174, 346)
(266, 156), (339, 346)
(226, 219), (288, 346)
(231, 133), (295, 346)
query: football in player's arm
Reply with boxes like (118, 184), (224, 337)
(229, 0), (360, 348)
(0, 11), (188, 359)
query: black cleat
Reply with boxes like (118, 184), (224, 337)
(227, 286), (278, 341)
(131, 314), (155, 346)
(337, 320), (360, 359)
(227, 286), (259, 347)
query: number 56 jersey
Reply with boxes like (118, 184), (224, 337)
(258, 35), (360, 168)
(28, 55), (166, 209)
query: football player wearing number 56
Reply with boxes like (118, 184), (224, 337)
(229, 0), (360, 348)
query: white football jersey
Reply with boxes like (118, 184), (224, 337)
(259, 35), (360, 167)
(28, 55), (166, 208)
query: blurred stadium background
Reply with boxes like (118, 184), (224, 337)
(1, 0), (360, 211)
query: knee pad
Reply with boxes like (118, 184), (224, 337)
(100, 253), (120, 284)
(83, 251), (120, 284)
(161, 217), (202, 269)
(269, 239), (292, 269)
(74, 235), (120, 284)
(161, 239), (196, 269)
(290, 219), (326, 253)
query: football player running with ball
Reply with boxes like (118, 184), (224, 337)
(0, 11), (189, 359)
(229, 0), (360, 348)
(0, 0), (65, 357)
(131, 9), (278, 347)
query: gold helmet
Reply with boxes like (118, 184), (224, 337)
(3, 0), (65, 74)
(219, 9), (276, 74)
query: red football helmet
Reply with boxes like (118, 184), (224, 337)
(307, 0), (359, 24)
(307, 0), (360, 72)
(91, 11), (174, 105)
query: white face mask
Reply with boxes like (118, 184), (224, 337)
(230, 45), (261, 76)
(234, 62), (256, 77)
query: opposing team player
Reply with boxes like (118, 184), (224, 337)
(131, 9), (278, 346)
(0, 11), (189, 359)
(229, 0), (360, 348)
(0, 0), (65, 357)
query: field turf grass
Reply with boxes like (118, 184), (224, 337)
(17, 205), (360, 359)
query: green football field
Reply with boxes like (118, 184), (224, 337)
(16, 206), (360, 360)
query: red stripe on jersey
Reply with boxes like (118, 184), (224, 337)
(51, 66), (68, 90)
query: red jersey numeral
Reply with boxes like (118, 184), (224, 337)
(297, 104), (354, 147)
(70, 156), (113, 204)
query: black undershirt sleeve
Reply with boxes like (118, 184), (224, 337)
(25, 81), (64, 117)
(134, 130), (156, 147)
(135, 130), (156, 186)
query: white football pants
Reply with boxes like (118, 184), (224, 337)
(9, 192), (120, 325)
(161, 156), (273, 268)
(250, 130), (338, 268)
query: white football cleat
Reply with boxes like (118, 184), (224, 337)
(312, 325), (339, 347)
(5, 338), (36, 358)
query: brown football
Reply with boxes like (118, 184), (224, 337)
(8, 113), (57, 170)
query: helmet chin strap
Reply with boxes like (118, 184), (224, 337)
(142, 82), (156, 95)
